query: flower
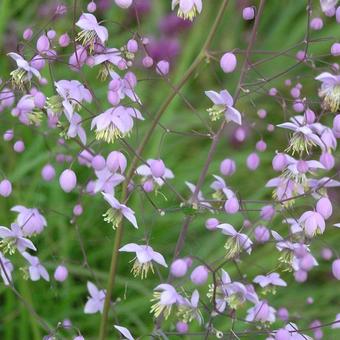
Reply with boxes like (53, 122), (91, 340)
(94, 167), (124, 194)
(331, 313), (340, 329)
(119, 243), (167, 278)
(177, 290), (203, 324)
(217, 223), (253, 258)
(91, 106), (144, 143)
(102, 192), (138, 229)
(0, 223), (36, 254)
(171, 0), (202, 21)
(136, 159), (174, 189)
(109, 71), (141, 103)
(92, 49), (125, 80)
(185, 181), (212, 210)
(114, 325), (134, 340)
(84, 281), (106, 314)
(253, 273), (286, 294)
(11, 205), (47, 236)
(0, 252), (13, 285)
(150, 284), (182, 319)
(76, 13), (108, 50)
(277, 115), (325, 155)
(299, 211), (325, 237)
(66, 112), (87, 144)
(22, 252), (49, 281)
(7, 53), (41, 89)
(246, 300), (276, 323)
(205, 90), (242, 124)
(320, 0), (338, 12)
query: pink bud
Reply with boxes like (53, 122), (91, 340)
(220, 158), (236, 176)
(31, 55), (46, 70)
(293, 100), (305, 112)
(127, 39), (138, 53)
(331, 43), (340, 56)
(332, 259), (340, 280)
(156, 60), (170, 75)
(59, 169), (77, 193)
(106, 151), (127, 173)
(176, 321), (188, 334)
(205, 218), (219, 231)
(170, 259), (188, 277)
(220, 52), (237, 73)
(115, 0), (133, 8)
(87, 1), (97, 12)
(150, 159), (165, 178)
(142, 56), (154, 68)
(272, 153), (287, 171)
(91, 155), (106, 171)
(294, 269), (308, 283)
(260, 205), (275, 220)
(59, 33), (70, 47)
(242, 6), (255, 20)
(73, 204), (83, 216)
(296, 50), (307, 61)
(310, 17), (323, 30)
(54, 265), (68, 282)
(321, 247), (333, 260)
(299, 254), (315, 271)
(23, 28), (33, 40)
(41, 164), (56, 181)
(254, 226), (270, 243)
(256, 140), (267, 152)
(142, 179), (154, 192)
(290, 87), (300, 98)
(246, 152), (260, 170)
(224, 197), (240, 214)
(257, 109), (267, 119)
(34, 91), (46, 108)
(0, 179), (12, 197)
(47, 30), (56, 40)
(37, 34), (50, 53)
(107, 91), (120, 105)
(190, 265), (209, 285)
(277, 307), (289, 321)
(316, 197), (332, 220)
(333, 114), (340, 135)
(3, 130), (14, 141)
(304, 108), (316, 124)
(13, 140), (25, 153)
(269, 87), (278, 96)
(320, 152), (334, 170)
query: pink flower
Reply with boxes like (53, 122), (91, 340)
(92, 49), (125, 80)
(67, 113), (87, 144)
(246, 300), (276, 323)
(205, 90), (242, 125)
(171, 0), (202, 21)
(76, 13), (108, 47)
(22, 252), (49, 281)
(119, 243), (167, 278)
(253, 273), (287, 289)
(0, 252), (13, 285)
(84, 281), (106, 314)
(102, 192), (138, 229)
(91, 106), (144, 143)
(299, 211), (325, 237)
(94, 167), (124, 194)
(109, 71), (141, 104)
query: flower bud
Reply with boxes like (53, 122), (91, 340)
(47, 30), (56, 40)
(142, 179), (154, 192)
(332, 259), (340, 280)
(272, 153), (287, 171)
(260, 205), (275, 220)
(59, 169), (77, 193)
(304, 108), (316, 124)
(256, 140), (267, 152)
(176, 321), (188, 334)
(115, 0), (133, 8)
(224, 197), (239, 214)
(23, 28), (33, 40)
(34, 91), (46, 108)
(91, 155), (106, 171)
(37, 34), (50, 53)
(316, 197), (332, 219)
(142, 56), (154, 68)
(331, 42), (340, 56)
(87, 1), (96, 12)
(31, 54), (46, 70)
(190, 265), (208, 285)
(107, 151), (127, 173)
(14, 140), (25, 153)
(127, 39), (138, 53)
(59, 33), (70, 47)
(150, 159), (165, 178)
(205, 218), (219, 231)
(156, 60), (170, 75)
(321, 247), (333, 260)
(242, 6), (255, 20)
(0, 179), (12, 197)
(337, 6), (340, 22)
(73, 204), (83, 216)
(277, 307), (289, 321)
(333, 114), (340, 135)
(299, 254), (315, 271)
(170, 259), (188, 277)
(257, 109), (267, 119)
(220, 52), (237, 73)
(41, 164), (56, 181)
(254, 226), (270, 243)
(220, 158), (236, 176)
(294, 269), (307, 283)
(54, 265), (68, 282)
(320, 152), (334, 170)
(310, 17), (323, 30)
(246, 152), (260, 170)
(290, 87), (300, 98)
(3, 130), (14, 141)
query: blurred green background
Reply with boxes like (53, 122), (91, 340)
(0, 0), (340, 339)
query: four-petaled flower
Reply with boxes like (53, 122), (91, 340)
(22, 252), (49, 281)
(171, 0), (202, 21)
(84, 281), (106, 314)
(253, 273), (287, 294)
(119, 243), (167, 279)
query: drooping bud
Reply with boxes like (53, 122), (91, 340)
(59, 169), (77, 193)
(190, 265), (208, 285)
(220, 52), (237, 73)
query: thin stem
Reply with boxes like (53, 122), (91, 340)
(98, 1), (230, 338)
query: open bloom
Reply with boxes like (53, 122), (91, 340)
(22, 252), (49, 281)
(253, 273), (286, 294)
(11, 205), (47, 236)
(76, 13), (108, 49)
(185, 181), (212, 210)
(205, 90), (242, 125)
(91, 106), (144, 143)
(94, 167), (124, 194)
(67, 112), (87, 145)
(299, 211), (325, 237)
(171, 0), (202, 21)
(217, 224), (252, 258)
(150, 284), (182, 319)
(102, 192), (138, 229)
(119, 243), (167, 279)
(84, 281), (106, 314)
(0, 223), (36, 254)
(316, 72), (340, 112)
(0, 252), (13, 285)
(277, 115), (325, 155)
(109, 71), (141, 104)
(177, 290), (203, 324)
(246, 300), (276, 323)
(92, 48), (125, 80)
(7, 53), (41, 89)
(320, 0), (338, 12)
